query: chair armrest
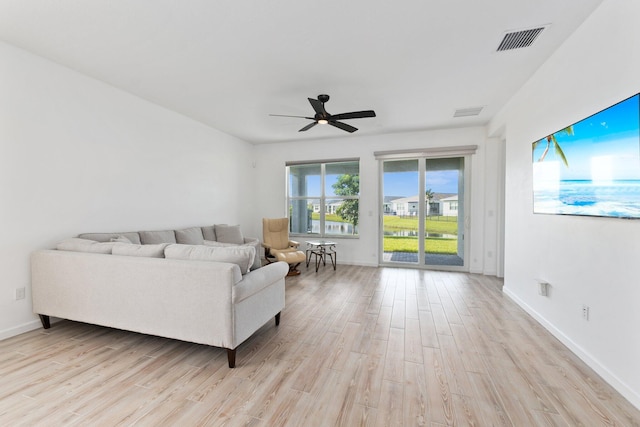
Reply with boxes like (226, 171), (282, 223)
(288, 240), (300, 248)
(261, 242), (273, 249)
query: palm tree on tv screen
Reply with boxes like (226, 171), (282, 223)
(534, 126), (573, 167)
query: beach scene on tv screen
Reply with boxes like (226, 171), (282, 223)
(532, 93), (640, 218)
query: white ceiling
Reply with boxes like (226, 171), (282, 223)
(0, 0), (604, 144)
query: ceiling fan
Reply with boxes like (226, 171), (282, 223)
(270, 94), (376, 133)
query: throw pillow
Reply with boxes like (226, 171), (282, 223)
(112, 243), (169, 258)
(110, 235), (132, 244)
(205, 238), (261, 271)
(57, 238), (117, 254)
(165, 244), (255, 274)
(243, 238), (263, 271)
(175, 227), (205, 245)
(214, 224), (244, 245)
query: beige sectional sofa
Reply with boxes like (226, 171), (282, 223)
(31, 225), (289, 368)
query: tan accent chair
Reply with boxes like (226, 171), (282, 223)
(262, 218), (306, 276)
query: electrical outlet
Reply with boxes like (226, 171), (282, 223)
(15, 287), (26, 300)
(538, 281), (549, 296)
(582, 304), (590, 321)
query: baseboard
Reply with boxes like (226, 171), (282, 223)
(504, 288), (640, 410)
(349, 261), (379, 267)
(324, 260), (378, 267)
(344, 262), (499, 271)
(0, 319), (43, 341)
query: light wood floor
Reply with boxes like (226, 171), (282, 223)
(1, 265), (639, 426)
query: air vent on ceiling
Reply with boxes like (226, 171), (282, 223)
(497, 26), (546, 51)
(454, 106), (483, 118)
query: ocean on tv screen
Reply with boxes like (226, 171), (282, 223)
(534, 179), (640, 218)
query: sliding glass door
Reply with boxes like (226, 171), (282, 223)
(382, 160), (419, 263)
(424, 157), (464, 267)
(381, 156), (468, 270)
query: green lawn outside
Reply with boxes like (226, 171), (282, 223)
(383, 236), (457, 254)
(384, 215), (457, 235)
(383, 215), (457, 254)
(309, 212), (458, 254)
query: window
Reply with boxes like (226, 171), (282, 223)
(287, 159), (360, 237)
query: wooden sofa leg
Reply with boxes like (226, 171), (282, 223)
(227, 348), (236, 368)
(275, 312), (281, 326)
(39, 314), (51, 329)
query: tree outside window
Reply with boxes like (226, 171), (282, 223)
(287, 160), (359, 237)
(332, 174), (359, 233)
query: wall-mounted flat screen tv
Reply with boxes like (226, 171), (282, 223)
(532, 93), (640, 219)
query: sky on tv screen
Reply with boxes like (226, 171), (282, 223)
(533, 94), (640, 180)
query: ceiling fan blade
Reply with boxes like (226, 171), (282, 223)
(270, 114), (314, 119)
(308, 98), (326, 115)
(330, 110), (376, 121)
(299, 122), (318, 132)
(329, 121), (358, 133)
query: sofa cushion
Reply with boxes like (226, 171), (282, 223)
(165, 244), (255, 274)
(78, 232), (141, 245)
(139, 230), (177, 245)
(175, 227), (205, 245)
(112, 243), (169, 258)
(203, 240), (237, 247)
(201, 225), (216, 241)
(57, 238), (118, 254)
(214, 224), (244, 245)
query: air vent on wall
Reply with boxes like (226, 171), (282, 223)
(454, 106), (483, 118)
(497, 26), (547, 51)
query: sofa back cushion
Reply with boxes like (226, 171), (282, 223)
(214, 224), (244, 245)
(139, 230), (177, 245)
(78, 232), (141, 245)
(175, 227), (205, 245)
(57, 238), (118, 254)
(201, 225), (216, 241)
(112, 243), (169, 258)
(165, 244), (255, 274)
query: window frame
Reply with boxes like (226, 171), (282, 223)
(286, 158), (360, 238)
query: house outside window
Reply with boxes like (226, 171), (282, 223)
(440, 195), (458, 217)
(287, 159), (360, 237)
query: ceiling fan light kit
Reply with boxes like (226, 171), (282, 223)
(271, 94), (376, 133)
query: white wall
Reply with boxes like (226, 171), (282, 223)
(490, 0), (640, 408)
(0, 41), (255, 339)
(253, 127), (502, 275)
